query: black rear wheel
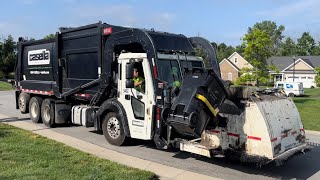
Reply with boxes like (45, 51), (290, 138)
(29, 97), (43, 123)
(41, 98), (55, 128)
(19, 92), (30, 114)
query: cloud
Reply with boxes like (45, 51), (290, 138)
(70, 4), (176, 30)
(62, 0), (78, 3)
(145, 12), (176, 31)
(71, 4), (137, 26)
(0, 22), (20, 37)
(257, 0), (320, 19)
(19, 0), (37, 5)
(0, 21), (42, 40)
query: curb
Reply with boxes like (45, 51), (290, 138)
(306, 130), (320, 136)
(0, 114), (219, 180)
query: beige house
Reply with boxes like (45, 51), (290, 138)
(267, 56), (320, 88)
(219, 52), (253, 82)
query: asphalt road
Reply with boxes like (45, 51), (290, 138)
(1, 91), (319, 180)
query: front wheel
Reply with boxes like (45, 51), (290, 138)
(102, 112), (126, 146)
(288, 93), (295, 97)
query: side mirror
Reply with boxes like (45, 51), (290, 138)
(126, 79), (134, 88)
(126, 63), (134, 79)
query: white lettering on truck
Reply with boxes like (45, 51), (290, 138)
(30, 71), (50, 75)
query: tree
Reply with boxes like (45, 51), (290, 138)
(235, 44), (245, 55)
(214, 42), (235, 62)
(267, 64), (280, 86)
(279, 37), (297, 56)
(248, 20), (285, 55)
(195, 48), (211, 68)
(0, 35), (16, 78)
(311, 42), (320, 55)
(44, 34), (55, 39)
(297, 32), (315, 56)
(236, 67), (256, 85)
(242, 28), (272, 86)
(0, 41), (3, 78)
(315, 67), (320, 87)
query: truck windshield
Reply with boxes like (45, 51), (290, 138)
(158, 59), (182, 84)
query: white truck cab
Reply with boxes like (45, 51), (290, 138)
(275, 81), (304, 97)
(116, 53), (204, 140)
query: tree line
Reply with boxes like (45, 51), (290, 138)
(213, 20), (320, 63)
(209, 20), (320, 86)
(0, 35), (16, 79)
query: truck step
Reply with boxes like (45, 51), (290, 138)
(179, 139), (219, 158)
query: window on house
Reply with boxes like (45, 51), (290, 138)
(308, 77), (313, 79)
(234, 57), (238, 64)
(228, 73), (233, 81)
(301, 77), (306, 79)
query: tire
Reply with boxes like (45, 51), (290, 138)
(18, 92), (30, 114)
(41, 98), (55, 128)
(288, 93), (295, 97)
(29, 97), (43, 123)
(102, 112), (126, 146)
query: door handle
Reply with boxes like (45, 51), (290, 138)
(125, 95), (130, 100)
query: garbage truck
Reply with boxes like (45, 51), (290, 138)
(14, 22), (309, 165)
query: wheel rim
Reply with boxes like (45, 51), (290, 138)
(30, 102), (38, 118)
(43, 105), (51, 122)
(19, 96), (25, 109)
(107, 117), (120, 139)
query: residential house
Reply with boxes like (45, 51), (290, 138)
(267, 56), (320, 88)
(219, 52), (253, 82)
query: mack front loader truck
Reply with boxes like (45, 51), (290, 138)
(15, 22), (309, 165)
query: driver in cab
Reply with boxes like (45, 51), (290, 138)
(133, 68), (145, 93)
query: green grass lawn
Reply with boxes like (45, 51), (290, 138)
(0, 123), (156, 180)
(0, 81), (13, 91)
(293, 88), (320, 131)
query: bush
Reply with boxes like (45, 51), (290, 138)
(315, 67), (320, 87)
(0, 71), (4, 79)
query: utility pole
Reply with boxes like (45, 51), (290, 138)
(293, 56), (296, 82)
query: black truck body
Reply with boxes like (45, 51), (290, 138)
(16, 22), (219, 100)
(15, 22), (226, 149)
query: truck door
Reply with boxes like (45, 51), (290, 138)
(118, 58), (154, 140)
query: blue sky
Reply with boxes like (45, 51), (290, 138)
(1, 0), (320, 46)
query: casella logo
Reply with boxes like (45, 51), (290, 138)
(28, 49), (50, 65)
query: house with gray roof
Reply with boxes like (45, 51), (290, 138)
(267, 56), (320, 88)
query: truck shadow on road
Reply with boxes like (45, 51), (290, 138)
(169, 146), (320, 179)
(112, 136), (320, 179)
(0, 117), (30, 123)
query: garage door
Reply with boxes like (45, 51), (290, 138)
(287, 76), (315, 88)
(299, 76), (315, 88)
